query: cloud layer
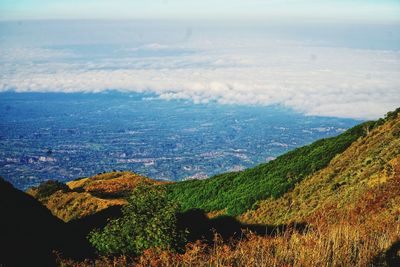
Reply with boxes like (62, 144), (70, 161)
(1, 25), (399, 120)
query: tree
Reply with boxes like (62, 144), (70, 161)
(88, 184), (185, 256)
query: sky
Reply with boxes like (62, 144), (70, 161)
(1, 0), (400, 22)
(0, 1), (400, 120)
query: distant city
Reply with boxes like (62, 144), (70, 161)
(0, 91), (360, 190)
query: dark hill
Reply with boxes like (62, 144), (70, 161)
(0, 177), (63, 266)
(0, 177), (124, 267)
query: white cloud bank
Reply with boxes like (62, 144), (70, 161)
(1, 37), (399, 119)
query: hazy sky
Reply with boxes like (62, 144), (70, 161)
(0, 2), (400, 119)
(1, 0), (400, 22)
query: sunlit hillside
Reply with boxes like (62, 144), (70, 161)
(28, 171), (165, 221)
(242, 110), (400, 226)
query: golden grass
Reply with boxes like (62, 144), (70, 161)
(45, 191), (126, 222)
(58, 219), (400, 267)
(67, 171), (163, 193)
(206, 209), (227, 219)
(30, 171), (168, 221)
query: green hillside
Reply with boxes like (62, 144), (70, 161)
(167, 119), (381, 216)
(241, 109), (400, 226)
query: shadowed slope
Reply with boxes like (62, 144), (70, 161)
(0, 177), (63, 266)
(0, 178), (125, 266)
(177, 209), (307, 243)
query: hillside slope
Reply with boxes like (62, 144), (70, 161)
(146, 109), (399, 266)
(0, 177), (64, 266)
(59, 109), (400, 266)
(241, 111), (400, 226)
(167, 120), (377, 215)
(30, 116), (384, 221)
(0, 177), (130, 267)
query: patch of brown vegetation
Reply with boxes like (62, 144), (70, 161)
(69, 171), (164, 198)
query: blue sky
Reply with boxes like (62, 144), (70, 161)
(1, 0), (400, 22)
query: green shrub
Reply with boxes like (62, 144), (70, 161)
(36, 180), (70, 199)
(385, 107), (400, 121)
(88, 184), (185, 256)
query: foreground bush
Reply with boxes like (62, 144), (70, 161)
(88, 184), (185, 256)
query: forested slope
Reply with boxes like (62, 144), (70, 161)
(167, 119), (380, 215)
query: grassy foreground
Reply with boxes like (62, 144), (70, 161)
(59, 220), (400, 267)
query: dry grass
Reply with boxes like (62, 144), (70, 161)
(67, 171), (165, 196)
(29, 171), (168, 221)
(59, 219), (400, 267)
(138, 221), (399, 267)
(45, 191), (125, 221)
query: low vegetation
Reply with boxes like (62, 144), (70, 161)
(88, 184), (186, 256)
(67, 171), (163, 198)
